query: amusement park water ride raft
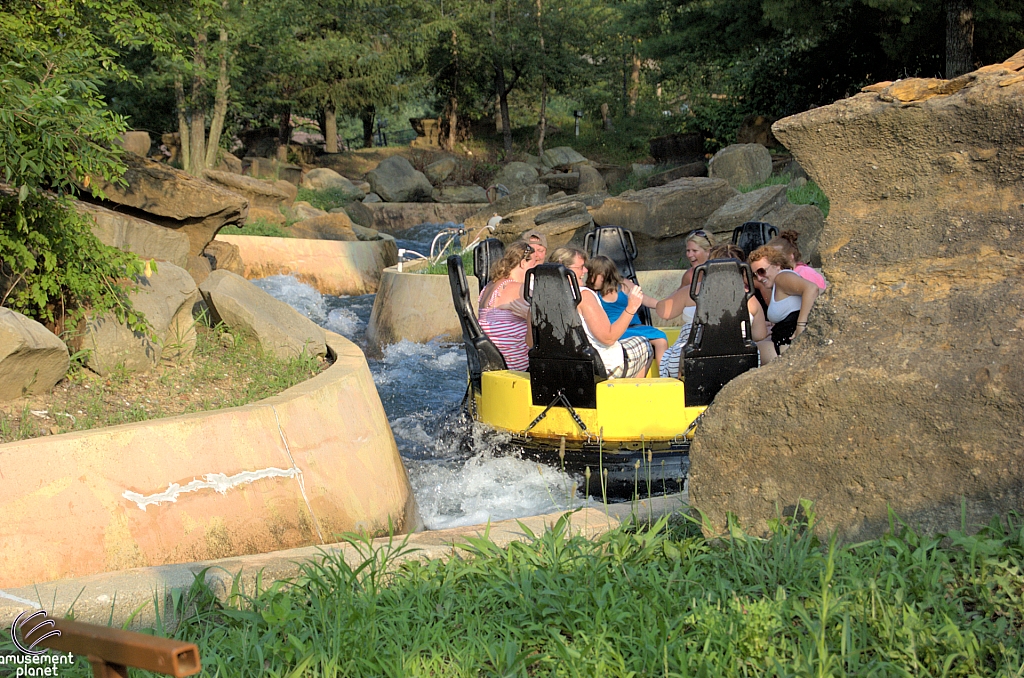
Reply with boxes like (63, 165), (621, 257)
(447, 226), (763, 497)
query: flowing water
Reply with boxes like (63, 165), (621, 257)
(252, 224), (583, 530)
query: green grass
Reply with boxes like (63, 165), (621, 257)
(419, 249), (474, 276)
(739, 173), (831, 218)
(13, 507), (1023, 676)
(232, 218), (294, 238)
(296, 187), (354, 212)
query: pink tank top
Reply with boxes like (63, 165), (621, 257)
(478, 280), (530, 371)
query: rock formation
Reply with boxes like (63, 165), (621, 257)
(690, 51), (1024, 540)
(366, 156), (434, 202)
(0, 309), (70, 400)
(87, 155), (248, 257)
(200, 270), (327, 359)
(708, 143), (772, 188)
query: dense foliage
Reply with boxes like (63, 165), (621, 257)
(10, 509), (1022, 676)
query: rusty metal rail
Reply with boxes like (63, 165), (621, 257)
(21, 615), (200, 678)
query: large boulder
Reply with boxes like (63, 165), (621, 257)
(541, 146), (587, 169)
(491, 194), (597, 249)
(495, 162), (539, 192)
(366, 156), (434, 203)
(200, 270), (327, 359)
(704, 184), (789, 240)
(0, 309), (69, 400)
(288, 213), (359, 241)
(345, 202), (480, 234)
(203, 239), (245, 276)
(539, 172), (580, 193)
(76, 202), (190, 269)
(424, 157), (459, 185)
(590, 178), (737, 269)
(645, 162), (708, 187)
(432, 185), (489, 203)
(577, 165), (607, 194)
(759, 202), (826, 266)
(203, 170), (295, 227)
(300, 168), (365, 200)
(117, 131), (151, 158)
(88, 155), (248, 256)
(80, 263), (200, 375)
(708, 143), (773, 188)
(690, 52), (1024, 541)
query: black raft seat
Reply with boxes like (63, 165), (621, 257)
(524, 264), (607, 409)
(584, 224), (653, 327)
(682, 259), (760, 407)
(472, 237), (504, 288)
(447, 254), (507, 393)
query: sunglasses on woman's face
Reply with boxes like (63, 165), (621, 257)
(754, 266), (769, 278)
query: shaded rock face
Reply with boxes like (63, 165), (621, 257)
(117, 131), (151, 158)
(81, 263), (200, 376)
(0, 309), (69, 401)
(541, 146), (587, 169)
(705, 184), (789, 239)
(203, 170), (294, 217)
(288, 213), (358, 241)
(492, 194), (603, 249)
(200, 270), (327, 359)
(496, 162), (539, 192)
(690, 53), (1024, 541)
(203, 239), (245, 275)
(424, 157), (458, 185)
(89, 156), (248, 257)
(366, 156), (434, 202)
(76, 202), (190, 269)
(708, 143), (772, 188)
(590, 178), (736, 269)
(431, 185), (488, 203)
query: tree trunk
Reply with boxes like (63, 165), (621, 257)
(361, 107), (375, 148)
(173, 75), (190, 171)
(324, 106), (338, 153)
(445, 29), (459, 152)
(204, 23), (230, 169)
(628, 44), (640, 117)
(946, 0), (974, 78)
(187, 32), (208, 176)
(495, 66), (512, 156)
(536, 0), (547, 156)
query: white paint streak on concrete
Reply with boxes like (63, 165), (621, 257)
(0, 590), (41, 608)
(122, 468), (300, 511)
(271, 405), (326, 544)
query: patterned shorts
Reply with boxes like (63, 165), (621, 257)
(610, 336), (653, 379)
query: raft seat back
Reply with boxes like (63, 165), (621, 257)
(447, 254), (507, 392)
(472, 238), (505, 288)
(732, 221), (779, 258)
(525, 264), (607, 409)
(584, 225), (653, 326)
(682, 259), (759, 407)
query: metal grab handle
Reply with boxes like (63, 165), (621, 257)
(624, 229), (639, 261)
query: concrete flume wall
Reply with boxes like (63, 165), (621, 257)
(216, 234), (398, 296)
(0, 333), (417, 590)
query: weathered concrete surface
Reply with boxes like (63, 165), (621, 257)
(217, 234), (398, 296)
(346, 202), (480, 234)
(690, 52), (1024, 541)
(0, 333), (416, 590)
(367, 265), (478, 349)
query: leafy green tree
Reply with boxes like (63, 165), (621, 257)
(0, 0), (172, 334)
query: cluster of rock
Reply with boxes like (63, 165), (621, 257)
(462, 142), (822, 270)
(691, 50), (1024, 540)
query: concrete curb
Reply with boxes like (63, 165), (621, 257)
(367, 264), (478, 349)
(0, 495), (686, 629)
